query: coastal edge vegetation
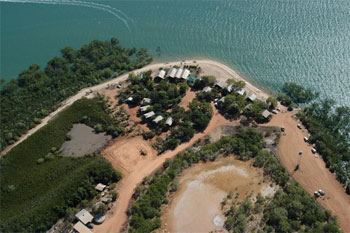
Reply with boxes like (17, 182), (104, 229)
(128, 129), (340, 233)
(0, 97), (122, 232)
(0, 37), (152, 150)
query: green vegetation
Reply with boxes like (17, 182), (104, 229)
(0, 98), (122, 232)
(298, 99), (350, 189)
(223, 180), (340, 233)
(0, 37), (152, 150)
(281, 82), (318, 105)
(128, 128), (340, 233)
(119, 71), (213, 153)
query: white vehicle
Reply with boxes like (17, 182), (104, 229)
(318, 189), (325, 196)
(314, 191), (320, 197)
(297, 123), (302, 129)
(272, 110), (278, 114)
(311, 148), (317, 154)
(304, 137), (308, 142)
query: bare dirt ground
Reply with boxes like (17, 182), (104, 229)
(2, 59), (268, 156)
(161, 157), (275, 233)
(264, 110), (350, 232)
(178, 90), (196, 110)
(94, 106), (229, 233)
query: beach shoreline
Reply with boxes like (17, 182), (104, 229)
(1, 59), (270, 155)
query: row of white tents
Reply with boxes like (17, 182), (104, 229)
(155, 68), (190, 80)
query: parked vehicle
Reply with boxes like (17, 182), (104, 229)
(318, 189), (325, 196)
(312, 148), (317, 154)
(314, 191), (320, 197)
(297, 123), (302, 129)
(304, 137), (308, 142)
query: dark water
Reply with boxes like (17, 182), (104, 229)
(1, 0), (349, 104)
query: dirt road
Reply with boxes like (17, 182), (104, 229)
(94, 107), (228, 233)
(2, 59), (268, 155)
(264, 110), (350, 232)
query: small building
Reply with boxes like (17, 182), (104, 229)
(144, 111), (155, 119)
(218, 96), (225, 103)
(215, 81), (226, 89)
(142, 98), (151, 105)
(101, 196), (112, 204)
(167, 67), (177, 78)
(165, 117), (173, 126)
(155, 69), (166, 79)
(227, 84), (233, 93)
(140, 105), (150, 112)
(235, 88), (245, 96)
(203, 86), (212, 92)
(181, 69), (190, 80)
(73, 221), (93, 233)
(262, 110), (271, 119)
(75, 209), (93, 225)
(153, 115), (164, 124)
(247, 93), (257, 102)
(175, 68), (183, 79)
(95, 183), (106, 192)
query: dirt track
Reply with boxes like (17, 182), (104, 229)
(264, 110), (350, 232)
(94, 106), (228, 233)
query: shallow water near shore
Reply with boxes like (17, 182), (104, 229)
(1, 0), (349, 105)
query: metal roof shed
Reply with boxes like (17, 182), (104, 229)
(175, 68), (183, 79)
(73, 221), (93, 233)
(167, 68), (177, 78)
(75, 209), (93, 225)
(155, 70), (166, 79)
(181, 69), (190, 80)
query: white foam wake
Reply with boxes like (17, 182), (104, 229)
(0, 0), (132, 31)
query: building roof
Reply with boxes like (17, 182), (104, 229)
(153, 115), (164, 123)
(262, 110), (271, 118)
(144, 111), (155, 119)
(155, 69), (166, 79)
(75, 209), (93, 225)
(101, 196), (112, 203)
(165, 117), (173, 126)
(203, 86), (212, 92)
(227, 84), (233, 93)
(95, 183), (106, 192)
(236, 88), (245, 95)
(216, 81), (226, 89)
(247, 93), (257, 102)
(167, 68), (177, 78)
(142, 98), (151, 104)
(140, 105), (150, 112)
(218, 96), (225, 103)
(181, 69), (190, 80)
(175, 68), (183, 79)
(73, 221), (93, 233)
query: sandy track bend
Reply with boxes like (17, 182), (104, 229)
(94, 107), (228, 233)
(2, 59), (267, 155)
(264, 111), (350, 232)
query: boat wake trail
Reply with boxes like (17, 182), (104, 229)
(0, 0), (132, 31)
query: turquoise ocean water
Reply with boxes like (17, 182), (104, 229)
(1, 0), (349, 105)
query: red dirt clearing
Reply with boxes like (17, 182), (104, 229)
(264, 110), (350, 232)
(94, 105), (228, 233)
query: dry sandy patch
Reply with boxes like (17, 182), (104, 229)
(264, 111), (350, 233)
(161, 157), (274, 233)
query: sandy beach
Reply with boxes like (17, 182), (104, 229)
(3, 59), (348, 232)
(1, 59), (269, 155)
